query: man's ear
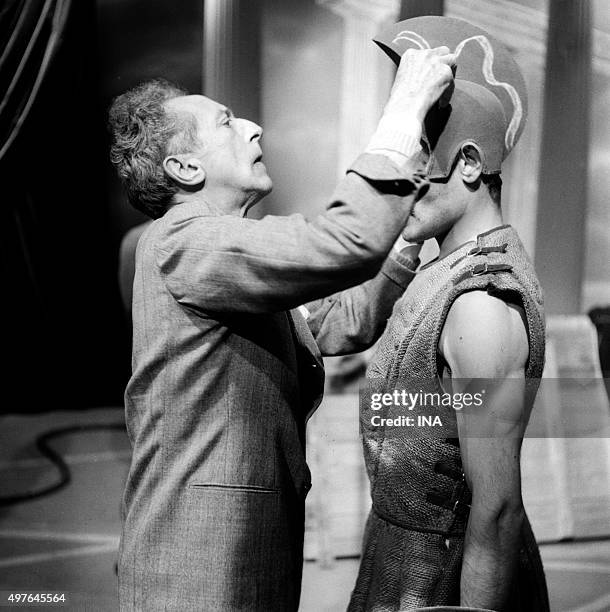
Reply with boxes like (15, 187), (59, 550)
(163, 154), (206, 189)
(457, 142), (483, 184)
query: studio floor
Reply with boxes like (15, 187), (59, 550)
(1, 408), (609, 612)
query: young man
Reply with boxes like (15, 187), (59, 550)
(349, 17), (549, 612)
(109, 49), (455, 610)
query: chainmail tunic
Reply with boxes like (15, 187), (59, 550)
(349, 225), (550, 611)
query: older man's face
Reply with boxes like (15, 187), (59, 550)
(167, 95), (272, 207)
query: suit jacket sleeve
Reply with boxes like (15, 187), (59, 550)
(155, 153), (426, 314)
(304, 250), (419, 356)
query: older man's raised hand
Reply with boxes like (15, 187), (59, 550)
(367, 47), (456, 165)
(387, 46), (456, 122)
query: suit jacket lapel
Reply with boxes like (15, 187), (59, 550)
(287, 309), (325, 421)
(288, 308), (323, 368)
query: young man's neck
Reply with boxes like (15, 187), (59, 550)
(436, 196), (503, 259)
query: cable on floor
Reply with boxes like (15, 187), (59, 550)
(0, 422), (126, 506)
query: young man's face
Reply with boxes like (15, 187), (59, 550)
(167, 95), (272, 204)
(401, 165), (467, 243)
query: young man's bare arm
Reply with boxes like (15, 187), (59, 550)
(438, 289), (530, 610)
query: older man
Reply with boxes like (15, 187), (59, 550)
(109, 48), (454, 611)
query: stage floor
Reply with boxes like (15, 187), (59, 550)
(1, 408), (609, 611)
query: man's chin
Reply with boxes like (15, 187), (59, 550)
(253, 173), (273, 196)
(401, 219), (425, 243)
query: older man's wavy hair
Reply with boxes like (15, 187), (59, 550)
(108, 79), (199, 219)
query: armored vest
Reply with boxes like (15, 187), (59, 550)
(361, 225), (545, 535)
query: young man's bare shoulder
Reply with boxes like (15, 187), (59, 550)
(439, 290), (528, 378)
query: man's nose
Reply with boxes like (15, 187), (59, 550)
(237, 118), (262, 142)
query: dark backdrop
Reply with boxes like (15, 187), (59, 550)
(1, 0), (203, 413)
(1, 0), (126, 413)
(96, 0), (203, 236)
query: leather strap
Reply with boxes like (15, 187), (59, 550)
(454, 262), (513, 284)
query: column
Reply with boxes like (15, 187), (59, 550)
(399, 0), (443, 20)
(501, 51), (546, 256)
(203, 0), (261, 123)
(535, 0), (592, 314)
(318, 0), (401, 175)
(309, 0), (400, 564)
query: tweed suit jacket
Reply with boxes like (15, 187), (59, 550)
(117, 154), (423, 611)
